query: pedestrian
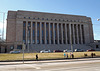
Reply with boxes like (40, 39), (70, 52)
(64, 53), (66, 58)
(66, 54), (68, 59)
(91, 53), (94, 58)
(72, 54), (74, 59)
(36, 54), (38, 61)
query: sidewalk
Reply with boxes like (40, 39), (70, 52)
(0, 57), (100, 65)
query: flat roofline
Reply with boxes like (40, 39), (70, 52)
(16, 10), (87, 17)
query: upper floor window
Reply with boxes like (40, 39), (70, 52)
(29, 17), (30, 19)
(24, 17), (26, 19)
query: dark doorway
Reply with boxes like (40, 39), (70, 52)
(96, 45), (99, 48)
(17, 45), (22, 49)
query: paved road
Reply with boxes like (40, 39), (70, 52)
(0, 58), (100, 71)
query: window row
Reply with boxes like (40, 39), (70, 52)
(23, 17), (87, 23)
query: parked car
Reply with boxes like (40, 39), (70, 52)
(74, 49), (83, 52)
(53, 50), (63, 52)
(40, 50), (51, 53)
(63, 49), (67, 52)
(87, 49), (95, 52)
(67, 50), (73, 52)
(10, 50), (21, 54)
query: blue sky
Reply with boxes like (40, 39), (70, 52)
(0, 0), (100, 40)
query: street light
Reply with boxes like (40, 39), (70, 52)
(22, 42), (25, 63)
(97, 19), (100, 21)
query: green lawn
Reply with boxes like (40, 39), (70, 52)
(0, 51), (100, 61)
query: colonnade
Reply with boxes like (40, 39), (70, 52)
(23, 21), (85, 44)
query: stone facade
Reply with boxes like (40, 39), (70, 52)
(6, 10), (96, 52)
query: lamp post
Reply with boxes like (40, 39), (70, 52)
(0, 12), (5, 41)
(22, 42), (25, 63)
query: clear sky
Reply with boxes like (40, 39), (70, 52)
(0, 0), (100, 40)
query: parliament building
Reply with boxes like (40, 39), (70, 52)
(6, 10), (95, 52)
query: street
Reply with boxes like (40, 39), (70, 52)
(0, 58), (100, 71)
